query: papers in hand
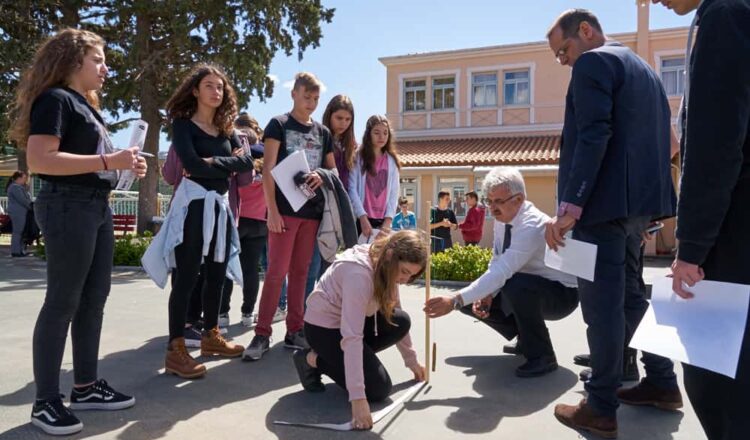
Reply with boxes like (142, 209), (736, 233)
(271, 150), (311, 212)
(116, 120), (149, 191)
(630, 277), (750, 379)
(358, 229), (381, 245)
(544, 237), (597, 282)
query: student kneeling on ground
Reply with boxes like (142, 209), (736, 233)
(292, 230), (427, 430)
(425, 167), (578, 378)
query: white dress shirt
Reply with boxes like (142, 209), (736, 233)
(459, 201), (577, 304)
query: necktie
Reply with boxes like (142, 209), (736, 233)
(499, 224), (514, 316)
(502, 224), (513, 253)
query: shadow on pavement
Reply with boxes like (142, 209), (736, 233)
(0, 337), (299, 440)
(265, 379), (419, 440)
(404, 354), (577, 434)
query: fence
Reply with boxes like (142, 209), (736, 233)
(0, 193), (172, 228)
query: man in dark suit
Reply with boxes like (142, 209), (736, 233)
(544, 9), (677, 438)
(653, 1), (750, 439)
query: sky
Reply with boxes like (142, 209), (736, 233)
(110, 1), (694, 150)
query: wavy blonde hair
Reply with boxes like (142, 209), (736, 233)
(9, 28), (105, 148)
(369, 230), (428, 324)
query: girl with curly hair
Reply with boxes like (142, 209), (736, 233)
(161, 64), (254, 379)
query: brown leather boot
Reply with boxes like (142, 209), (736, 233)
(554, 399), (617, 439)
(201, 327), (244, 357)
(617, 379), (683, 411)
(165, 337), (206, 379)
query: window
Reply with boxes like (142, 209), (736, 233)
(432, 77), (455, 110)
(472, 73), (497, 108)
(438, 177), (469, 217)
(404, 79), (426, 112)
(661, 57), (685, 96)
(400, 177), (419, 217)
(504, 70), (530, 105)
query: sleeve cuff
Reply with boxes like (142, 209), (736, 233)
(557, 202), (583, 220)
(677, 241), (710, 266)
(348, 388), (367, 402)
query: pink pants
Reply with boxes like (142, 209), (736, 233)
(255, 215), (319, 336)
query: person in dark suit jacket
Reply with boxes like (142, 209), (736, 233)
(653, 1), (750, 439)
(544, 9), (677, 439)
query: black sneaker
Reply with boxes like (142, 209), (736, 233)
(69, 379), (135, 410)
(284, 330), (309, 350)
(30, 397), (83, 436)
(243, 335), (270, 361)
(293, 349), (325, 393)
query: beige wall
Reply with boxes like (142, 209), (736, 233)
(382, 28), (688, 133)
(385, 21), (687, 256)
(402, 168), (558, 249)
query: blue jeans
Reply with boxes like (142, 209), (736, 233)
(574, 216), (675, 417)
(304, 243), (321, 301)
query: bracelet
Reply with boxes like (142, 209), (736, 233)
(100, 153), (109, 171)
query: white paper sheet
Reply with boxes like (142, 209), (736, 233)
(274, 381), (425, 431)
(630, 276), (750, 379)
(544, 237), (598, 282)
(357, 229), (381, 245)
(270, 150), (311, 212)
(116, 120), (149, 191)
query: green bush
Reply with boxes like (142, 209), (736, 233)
(113, 232), (153, 266)
(430, 244), (492, 282)
(34, 231), (154, 267)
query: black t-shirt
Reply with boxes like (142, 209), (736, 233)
(29, 87), (114, 189)
(171, 118), (255, 194)
(431, 207), (457, 246)
(263, 113), (333, 219)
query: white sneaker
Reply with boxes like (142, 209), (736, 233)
(272, 308), (287, 323)
(218, 313), (230, 327)
(241, 313), (257, 328)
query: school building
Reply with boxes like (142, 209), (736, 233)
(380, 3), (685, 254)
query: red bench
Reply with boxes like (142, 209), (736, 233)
(113, 214), (136, 237)
(0, 214), (10, 235)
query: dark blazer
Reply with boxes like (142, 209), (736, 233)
(676, 0), (750, 271)
(558, 41), (676, 226)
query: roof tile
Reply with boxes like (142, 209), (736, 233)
(396, 135), (560, 167)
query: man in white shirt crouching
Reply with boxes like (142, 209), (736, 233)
(425, 167), (578, 377)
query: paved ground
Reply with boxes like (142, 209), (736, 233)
(0, 253), (705, 439)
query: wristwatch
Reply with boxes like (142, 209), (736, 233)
(452, 295), (463, 311)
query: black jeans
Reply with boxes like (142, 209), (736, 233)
(178, 267), (233, 325)
(32, 182), (113, 401)
(460, 272), (578, 359)
(573, 216), (670, 417)
(168, 199), (231, 341)
(305, 309), (411, 402)
(227, 217), (267, 315)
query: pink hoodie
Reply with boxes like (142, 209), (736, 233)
(304, 244), (418, 401)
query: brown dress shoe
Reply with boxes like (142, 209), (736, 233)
(201, 327), (244, 357)
(554, 399), (618, 439)
(617, 379), (683, 411)
(165, 337), (207, 379)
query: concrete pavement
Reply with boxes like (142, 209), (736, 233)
(0, 254), (705, 439)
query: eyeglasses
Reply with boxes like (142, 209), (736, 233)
(555, 39), (572, 64)
(482, 193), (520, 207)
